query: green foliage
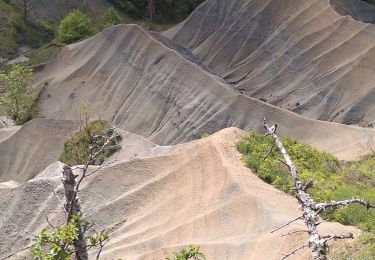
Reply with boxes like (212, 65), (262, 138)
(166, 245), (206, 260)
(35, 19), (57, 37)
(0, 27), (17, 56)
(100, 7), (122, 29)
(31, 215), (109, 260)
(0, 64), (39, 124)
(237, 131), (375, 233)
(25, 43), (62, 66)
(201, 133), (210, 138)
(329, 232), (375, 260)
(59, 119), (121, 166)
(113, 0), (204, 23)
(58, 9), (93, 44)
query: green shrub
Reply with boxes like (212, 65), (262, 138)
(59, 120), (121, 166)
(329, 232), (375, 260)
(0, 64), (39, 125)
(100, 7), (122, 29)
(166, 245), (206, 260)
(237, 131), (375, 231)
(58, 10), (93, 44)
(32, 215), (109, 260)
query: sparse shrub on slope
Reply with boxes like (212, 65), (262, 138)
(166, 245), (206, 260)
(0, 64), (39, 125)
(32, 215), (109, 259)
(59, 120), (122, 166)
(100, 7), (122, 29)
(58, 9), (93, 44)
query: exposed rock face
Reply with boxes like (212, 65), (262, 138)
(165, 0), (375, 125)
(0, 119), (79, 182)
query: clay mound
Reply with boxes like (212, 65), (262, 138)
(0, 128), (357, 260)
(165, 0), (375, 125)
(331, 0), (375, 23)
(35, 24), (375, 160)
(0, 126), (20, 142)
(0, 119), (79, 182)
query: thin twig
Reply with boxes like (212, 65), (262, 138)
(271, 216), (303, 233)
(281, 244), (308, 260)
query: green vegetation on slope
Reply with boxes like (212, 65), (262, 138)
(237, 131), (375, 259)
(58, 9), (93, 44)
(32, 215), (109, 260)
(112, 0), (205, 23)
(166, 245), (206, 260)
(0, 64), (39, 124)
(59, 120), (121, 166)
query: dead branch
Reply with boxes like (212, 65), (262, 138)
(263, 140), (275, 160)
(263, 118), (375, 260)
(271, 216), (303, 233)
(281, 244), (308, 260)
(316, 199), (375, 211)
(60, 124), (119, 260)
(282, 230), (308, 237)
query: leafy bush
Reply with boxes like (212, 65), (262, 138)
(58, 10), (93, 44)
(166, 245), (206, 260)
(237, 131), (375, 231)
(0, 64), (39, 125)
(32, 215), (109, 260)
(100, 7), (122, 29)
(59, 120), (121, 166)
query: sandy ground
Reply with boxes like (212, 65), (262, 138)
(0, 128), (358, 260)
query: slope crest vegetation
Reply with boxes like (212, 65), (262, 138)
(237, 132), (375, 259)
(59, 119), (122, 166)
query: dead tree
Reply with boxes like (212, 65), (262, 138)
(262, 118), (375, 260)
(147, 0), (156, 21)
(60, 125), (119, 260)
(13, 0), (35, 23)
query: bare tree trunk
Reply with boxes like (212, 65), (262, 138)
(148, 0), (156, 21)
(62, 165), (88, 260)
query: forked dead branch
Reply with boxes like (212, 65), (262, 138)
(32, 122), (120, 260)
(262, 118), (375, 260)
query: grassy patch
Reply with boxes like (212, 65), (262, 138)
(59, 120), (121, 166)
(237, 132), (375, 229)
(237, 131), (375, 257)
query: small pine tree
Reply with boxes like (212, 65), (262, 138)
(58, 9), (93, 44)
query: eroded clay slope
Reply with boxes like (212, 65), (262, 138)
(165, 0), (375, 125)
(0, 128), (357, 260)
(0, 119), (79, 182)
(35, 24), (375, 160)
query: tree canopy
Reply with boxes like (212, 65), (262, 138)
(58, 9), (93, 44)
